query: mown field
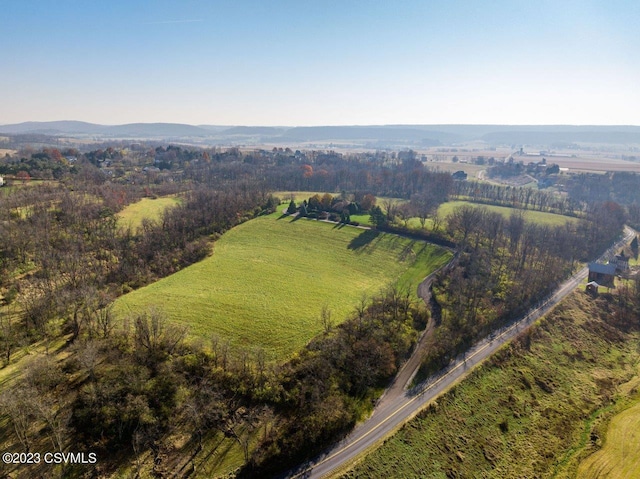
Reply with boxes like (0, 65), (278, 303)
(354, 199), (580, 228)
(437, 200), (581, 226)
(341, 292), (640, 479)
(114, 206), (451, 360)
(576, 376), (640, 478)
(116, 196), (181, 230)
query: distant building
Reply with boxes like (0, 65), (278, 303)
(452, 170), (468, 181)
(614, 251), (630, 273)
(588, 262), (616, 288)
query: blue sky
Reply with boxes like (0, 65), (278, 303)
(1, 0), (638, 125)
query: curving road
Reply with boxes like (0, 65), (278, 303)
(284, 227), (635, 479)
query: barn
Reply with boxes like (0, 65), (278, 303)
(588, 262), (616, 288)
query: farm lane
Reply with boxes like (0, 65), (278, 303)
(283, 226), (636, 479)
(376, 252), (458, 414)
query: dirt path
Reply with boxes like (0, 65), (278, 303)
(377, 253), (459, 409)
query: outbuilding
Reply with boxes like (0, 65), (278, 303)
(585, 281), (599, 295)
(588, 262), (616, 288)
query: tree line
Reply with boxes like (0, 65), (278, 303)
(418, 201), (626, 377)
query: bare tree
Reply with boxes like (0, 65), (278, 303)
(320, 303), (334, 334)
(0, 386), (37, 453)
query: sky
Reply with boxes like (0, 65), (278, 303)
(1, 0), (639, 126)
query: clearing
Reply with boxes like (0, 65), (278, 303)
(116, 196), (181, 230)
(437, 200), (582, 226)
(113, 207), (451, 360)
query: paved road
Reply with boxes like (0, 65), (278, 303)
(284, 227), (635, 479)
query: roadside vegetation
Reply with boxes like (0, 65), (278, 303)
(341, 289), (640, 479)
(416, 200), (624, 381)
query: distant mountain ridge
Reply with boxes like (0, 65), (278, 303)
(0, 121), (106, 135)
(0, 121), (211, 137)
(1, 121), (640, 145)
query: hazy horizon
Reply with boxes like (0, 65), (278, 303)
(3, 1), (639, 126)
(3, 120), (640, 128)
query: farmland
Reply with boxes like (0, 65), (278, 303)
(114, 206), (451, 360)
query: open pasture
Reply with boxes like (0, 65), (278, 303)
(114, 208), (451, 360)
(437, 200), (582, 226)
(398, 200), (581, 230)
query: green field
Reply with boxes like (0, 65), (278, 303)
(437, 200), (582, 226)
(357, 200), (581, 229)
(576, 376), (640, 479)
(117, 196), (181, 230)
(341, 292), (640, 479)
(114, 208), (451, 360)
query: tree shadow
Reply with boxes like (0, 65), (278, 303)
(348, 229), (381, 251)
(398, 240), (417, 261)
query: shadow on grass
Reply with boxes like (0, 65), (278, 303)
(348, 229), (381, 251)
(398, 240), (417, 261)
(277, 212), (304, 222)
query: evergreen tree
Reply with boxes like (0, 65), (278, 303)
(369, 206), (387, 227)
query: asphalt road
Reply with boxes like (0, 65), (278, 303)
(284, 227), (635, 479)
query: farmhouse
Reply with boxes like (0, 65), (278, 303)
(588, 262), (616, 288)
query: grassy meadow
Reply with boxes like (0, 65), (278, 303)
(341, 292), (640, 479)
(114, 206), (451, 360)
(355, 199), (581, 229)
(437, 200), (582, 226)
(116, 196), (181, 230)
